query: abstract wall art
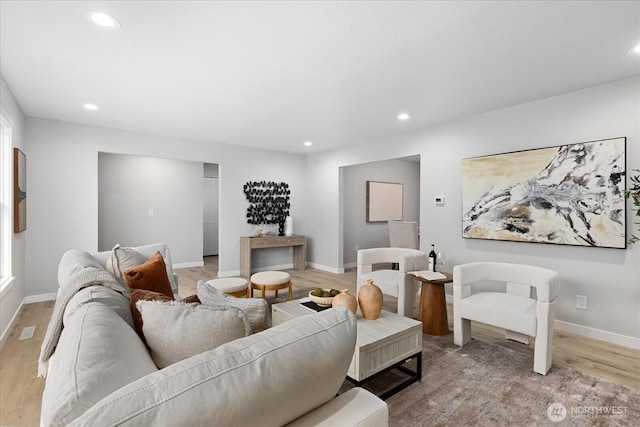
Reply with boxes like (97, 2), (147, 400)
(462, 137), (626, 248)
(243, 181), (290, 235)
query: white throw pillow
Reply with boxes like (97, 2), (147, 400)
(137, 300), (250, 368)
(106, 244), (147, 284)
(197, 280), (269, 333)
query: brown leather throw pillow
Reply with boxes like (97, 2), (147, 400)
(124, 251), (174, 299)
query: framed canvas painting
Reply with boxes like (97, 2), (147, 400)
(461, 137), (626, 248)
(14, 148), (26, 233)
(367, 181), (403, 222)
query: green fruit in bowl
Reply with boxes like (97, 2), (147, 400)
(312, 288), (324, 297)
(330, 289), (340, 297)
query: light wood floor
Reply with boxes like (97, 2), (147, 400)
(1, 257), (638, 426)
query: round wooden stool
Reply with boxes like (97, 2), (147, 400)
(205, 277), (249, 298)
(250, 271), (292, 300)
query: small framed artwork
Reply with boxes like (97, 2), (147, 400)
(14, 148), (26, 233)
(367, 181), (403, 222)
(461, 137), (626, 248)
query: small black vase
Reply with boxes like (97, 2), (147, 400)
(278, 221), (285, 236)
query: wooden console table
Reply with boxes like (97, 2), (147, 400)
(240, 235), (306, 278)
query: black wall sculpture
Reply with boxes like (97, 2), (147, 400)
(243, 181), (290, 235)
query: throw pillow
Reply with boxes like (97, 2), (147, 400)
(182, 294), (200, 304)
(129, 289), (174, 341)
(197, 280), (269, 333)
(124, 252), (174, 299)
(106, 245), (147, 284)
(137, 300), (250, 368)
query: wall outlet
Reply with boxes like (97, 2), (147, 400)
(576, 295), (587, 310)
(148, 209), (154, 217)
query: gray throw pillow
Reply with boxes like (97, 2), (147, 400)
(197, 280), (269, 333)
(137, 300), (250, 368)
(106, 244), (147, 284)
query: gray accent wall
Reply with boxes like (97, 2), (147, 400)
(342, 158), (420, 267)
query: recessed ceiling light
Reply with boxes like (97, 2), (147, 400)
(303, 141), (313, 147)
(632, 43), (640, 54)
(85, 11), (120, 28)
(84, 103), (99, 111)
(397, 113), (410, 121)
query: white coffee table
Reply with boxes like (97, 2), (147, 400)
(272, 298), (423, 399)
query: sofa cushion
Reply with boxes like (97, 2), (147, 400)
(41, 302), (157, 427)
(197, 280), (269, 333)
(69, 308), (357, 427)
(137, 300), (251, 368)
(129, 289), (174, 341)
(124, 251), (174, 299)
(286, 387), (389, 427)
(57, 249), (108, 290)
(65, 285), (134, 329)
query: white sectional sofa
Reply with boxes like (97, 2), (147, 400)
(40, 245), (388, 426)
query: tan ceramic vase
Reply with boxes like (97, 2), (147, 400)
(358, 279), (383, 320)
(332, 289), (358, 314)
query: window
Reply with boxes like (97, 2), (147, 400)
(0, 110), (13, 290)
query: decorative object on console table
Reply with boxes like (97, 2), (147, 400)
(462, 137), (626, 248)
(285, 215), (293, 236)
(243, 180), (290, 236)
(13, 148), (26, 233)
(358, 279), (383, 320)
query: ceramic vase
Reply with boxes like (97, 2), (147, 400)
(285, 216), (293, 236)
(332, 289), (357, 314)
(358, 279), (383, 320)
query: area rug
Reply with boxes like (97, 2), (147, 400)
(340, 334), (640, 426)
(268, 289), (639, 425)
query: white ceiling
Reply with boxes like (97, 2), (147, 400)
(1, 1), (639, 154)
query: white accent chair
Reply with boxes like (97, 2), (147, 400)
(356, 247), (426, 317)
(453, 262), (560, 375)
(388, 220), (419, 249)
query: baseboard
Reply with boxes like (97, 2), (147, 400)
(444, 294), (640, 349)
(306, 262), (344, 274)
(343, 262), (356, 270)
(24, 293), (57, 304)
(0, 300), (22, 352)
(173, 261), (204, 269)
(554, 320), (640, 350)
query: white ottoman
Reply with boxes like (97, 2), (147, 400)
(205, 277), (248, 298)
(250, 271), (292, 300)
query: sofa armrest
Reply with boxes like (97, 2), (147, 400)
(286, 388), (388, 427)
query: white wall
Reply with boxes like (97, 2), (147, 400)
(0, 74), (26, 347)
(307, 77), (640, 345)
(342, 158), (420, 266)
(98, 153), (203, 264)
(25, 118), (308, 296)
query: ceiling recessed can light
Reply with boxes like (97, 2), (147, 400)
(397, 113), (410, 121)
(84, 103), (99, 111)
(303, 141), (313, 146)
(633, 43), (640, 54)
(85, 11), (120, 28)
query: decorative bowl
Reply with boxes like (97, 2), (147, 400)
(308, 290), (335, 307)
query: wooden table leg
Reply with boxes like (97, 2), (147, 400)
(420, 282), (449, 335)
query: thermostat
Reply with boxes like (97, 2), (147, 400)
(434, 196), (445, 206)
